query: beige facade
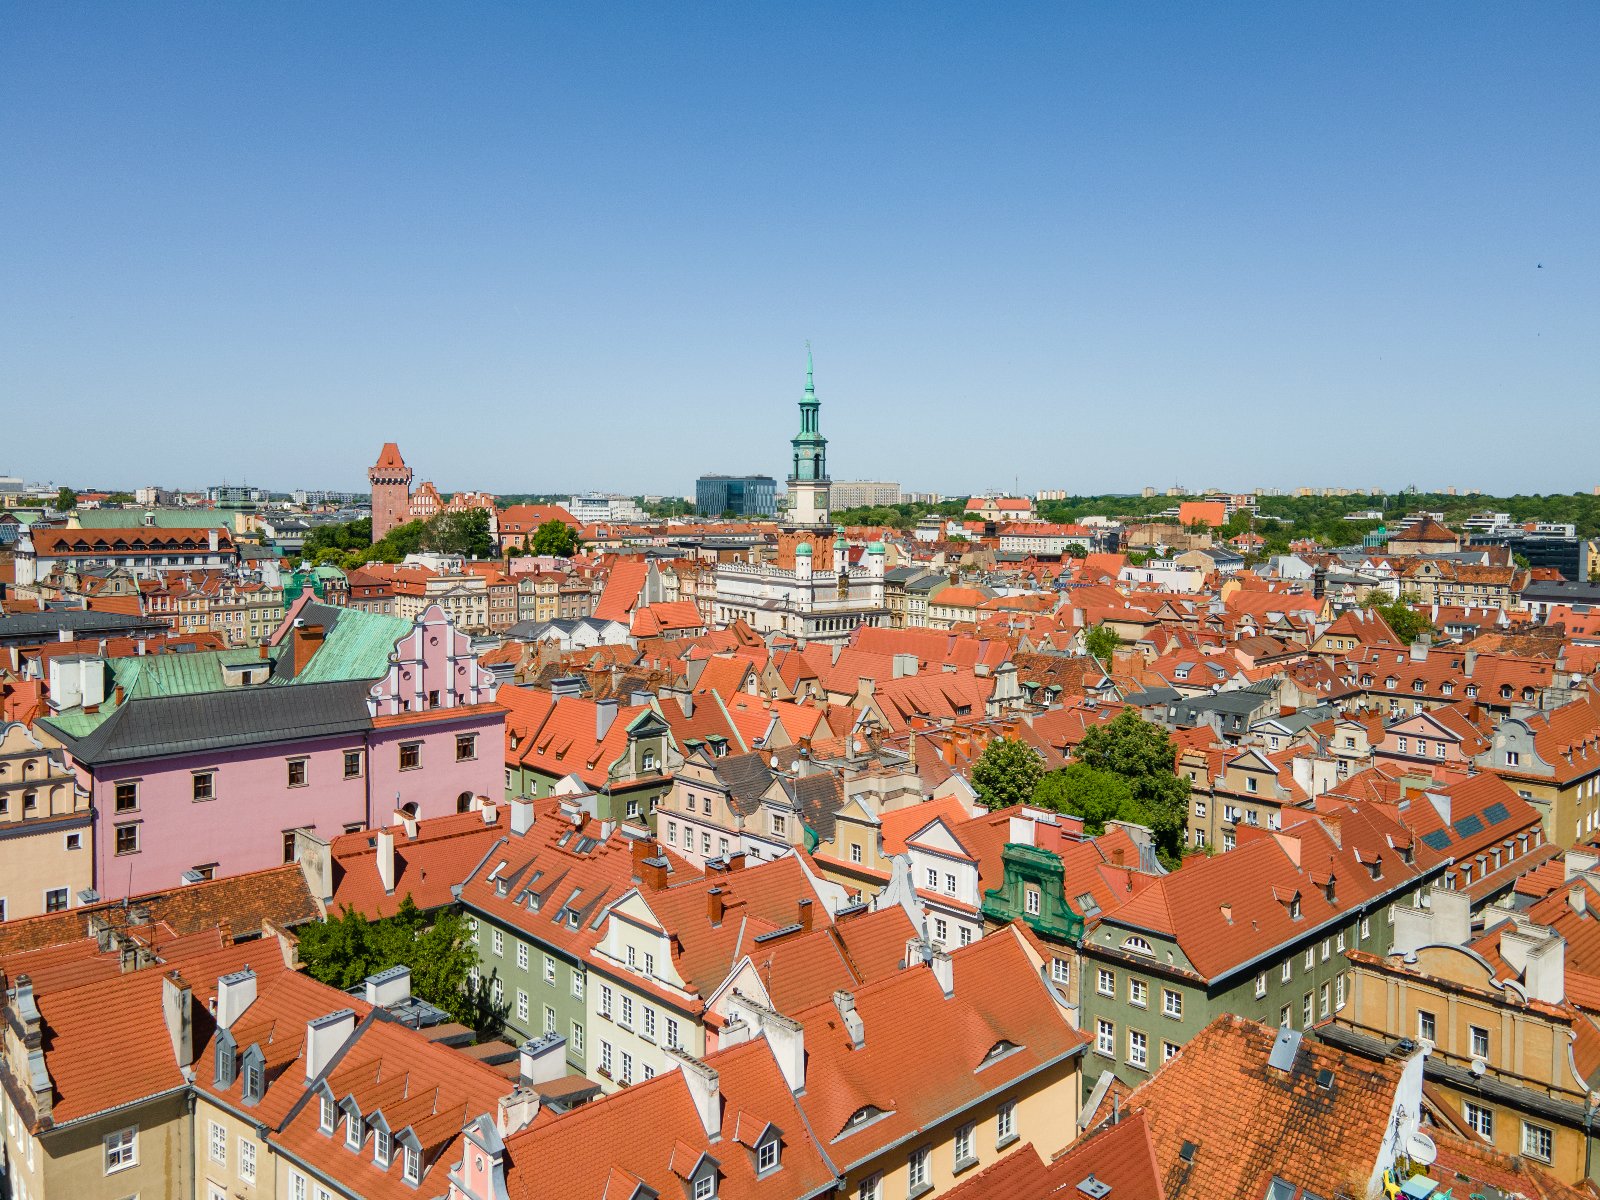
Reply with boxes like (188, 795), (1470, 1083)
(2, 1089), (191, 1200)
(1335, 944), (1594, 1184)
(0, 721), (91, 922)
(195, 1092), (279, 1200)
(835, 1057), (1079, 1200)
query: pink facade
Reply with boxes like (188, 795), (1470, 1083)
(86, 714), (502, 896)
(78, 604), (504, 898)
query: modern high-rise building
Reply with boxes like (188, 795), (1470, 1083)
(695, 475), (776, 517)
(367, 442), (414, 541)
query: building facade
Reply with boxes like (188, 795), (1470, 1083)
(694, 475), (777, 518)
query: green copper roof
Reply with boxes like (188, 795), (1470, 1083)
(73, 509), (231, 528)
(795, 542), (812, 555)
(113, 648), (274, 700)
(292, 607), (410, 685)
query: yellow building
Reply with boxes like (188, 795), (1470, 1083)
(0, 721), (92, 921)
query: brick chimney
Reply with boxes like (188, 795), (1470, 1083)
(797, 897), (813, 933)
(707, 886), (725, 926)
(291, 623), (326, 677)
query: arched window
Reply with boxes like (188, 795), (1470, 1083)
(1121, 935), (1155, 956)
(457, 791), (474, 814)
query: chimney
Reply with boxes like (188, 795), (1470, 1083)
(291, 623), (326, 677)
(637, 853), (669, 891)
(930, 949), (954, 999)
(510, 797), (535, 836)
(519, 1032), (569, 1085)
(376, 827), (396, 895)
(833, 990), (865, 1049)
(305, 1009), (357, 1082)
(497, 1085), (541, 1137)
(258, 640), (269, 661)
(1464, 649), (1477, 678)
(797, 897), (813, 933)
(1112, 846), (1125, 868)
(208, 528), (220, 553)
(112, 684), (124, 706)
(363, 964), (411, 1007)
(162, 972), (195, 1069)
(595, 697), (619, 741)
(707, 886), (725, 926)
(215, 967), (257, 1030)
(673, 1051), (723, 1138)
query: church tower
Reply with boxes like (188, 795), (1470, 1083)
(786, 346), (831, 529)
(368, 442), (414, 543)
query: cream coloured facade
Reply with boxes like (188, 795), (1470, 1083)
(585, 889), (707, 1094)
(0, 721), (91, 922)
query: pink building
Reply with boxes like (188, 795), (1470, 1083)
(40, 602), (505, 901)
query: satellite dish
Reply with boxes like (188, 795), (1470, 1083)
(1470, 1057), (1487, 1077)
(1407, 1131), (1438, 1166)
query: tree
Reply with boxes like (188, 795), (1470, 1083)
(530, 518), (579, 557)
(970, 737), (1044, 810)
(1085, 623), (1120, 662)
(424, 508), (496, 558)
(1362, 593), (1433, 645)
(296, 896), (503, 1034)
(1033, 763), (1137, 832)
(1064, 543), (1088, 559)
(1074, 710), (1190, 867)
(55, 487), (77, 511)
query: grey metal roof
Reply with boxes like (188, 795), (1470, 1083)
(39, 679), (375, 765)
(0, 609), (165, 644)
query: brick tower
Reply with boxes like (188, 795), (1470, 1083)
(368, 443), (414, 542)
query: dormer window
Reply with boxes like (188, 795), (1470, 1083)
(319, 1095), (336, 1133)
(694, 1173), (717, 1200)
(214, 1033), (237, 1088)
(1289, 895), (1302, 920)
(373, 1125), (392, 1168)
(757, 1137), (780, 1175)
(403, 1143), (422, 1186)
(346, 1112), (364, 1151)
(242, 1054), (263, 1105)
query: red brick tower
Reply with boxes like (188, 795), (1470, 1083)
(368, 443), (414, 542)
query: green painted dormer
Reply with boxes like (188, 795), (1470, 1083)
(982, 843), (1085, 944)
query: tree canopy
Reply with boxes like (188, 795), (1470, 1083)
(1085, 624), (1120, 662)
(424, 508), (497, 558)
(529, 518), (580, 557)
(1032, 762), (1136, 832)
(970, 737), (1044, 810)
(296, 896), (503, 1034)
(55, 487), (77, 510)
(1362, 593), (1434, 645)
(1073, 710), (1189, 867)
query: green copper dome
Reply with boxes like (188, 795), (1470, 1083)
(795, 542), (813, 556)
(868, 540), (885, 553)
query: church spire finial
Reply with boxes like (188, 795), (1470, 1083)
(805, 341), (814, 394)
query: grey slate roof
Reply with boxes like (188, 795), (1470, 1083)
(709, 751), (776, 817)
(40, 679), (375, 765)
(784, 772), (844, 842)
(0, 609), (165, 646)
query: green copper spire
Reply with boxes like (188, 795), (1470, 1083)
(805, 341), (815, 396)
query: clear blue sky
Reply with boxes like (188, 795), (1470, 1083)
(5, 3), (1597, 497)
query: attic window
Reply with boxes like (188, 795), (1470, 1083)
(1289, 895), (1302, 920)
(843, 1105), (885, 1133)
(1121, 935), (1155, 956)
(319, 1094), (335, 1133)
(981, 1039), (1020, 1066)
(403, 1143), (421, 1185)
